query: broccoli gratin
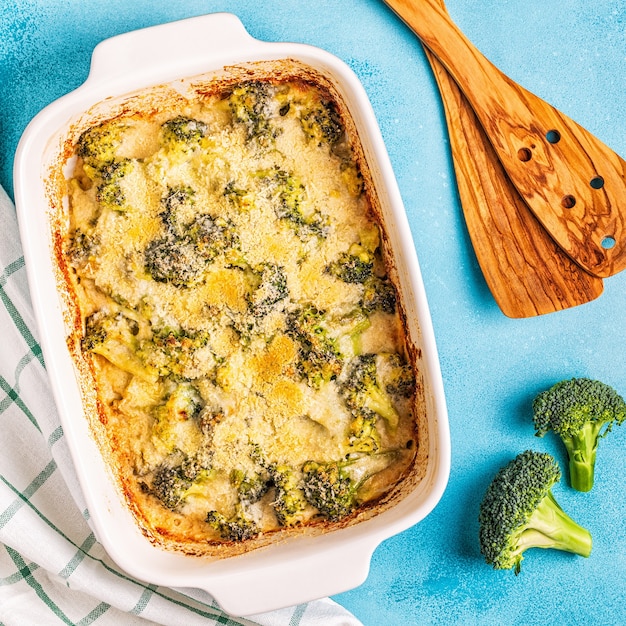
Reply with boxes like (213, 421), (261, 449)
(58, 62), (422, 556)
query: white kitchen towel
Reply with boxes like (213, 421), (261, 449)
(0, 183), (363, 626)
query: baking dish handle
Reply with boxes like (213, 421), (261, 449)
(203, 538), (377, 617)
(87, 13), (261, 84)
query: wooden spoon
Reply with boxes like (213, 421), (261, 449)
(421, 3), (603, 316)
(383, 0), (626, 278)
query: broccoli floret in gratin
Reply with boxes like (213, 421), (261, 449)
(228, 80), (280, 146)
(301, 450), (401, 522)
(160, 116), (209, 151)
(262, 168), (330, 240)
(76, 119), (126, 177)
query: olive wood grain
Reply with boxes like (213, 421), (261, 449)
(421, 7), (603, 315)
(384, 0), (626, 278)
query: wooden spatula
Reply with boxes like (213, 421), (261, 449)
(421, 4), (603, 316)
(383, 0), (626, 279)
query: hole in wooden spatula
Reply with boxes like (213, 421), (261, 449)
(590, 176), (605, 189)
(546, 129), (561, 143)
(517, 147), (532, 162)
(602, 236), (616, 249)
(561, 195), (576, 208)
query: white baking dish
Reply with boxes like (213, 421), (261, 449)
(13, 13), (450, 616)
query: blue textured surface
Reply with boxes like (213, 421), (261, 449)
(2, 1), (626, 624)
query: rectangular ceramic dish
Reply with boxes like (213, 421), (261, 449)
(13, 13), (450, 616)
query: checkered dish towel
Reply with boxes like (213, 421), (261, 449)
(0, 184), (362, 626)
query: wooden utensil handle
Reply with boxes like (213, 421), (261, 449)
(421, 5), (603, 316)
(384, 0), (626, 278)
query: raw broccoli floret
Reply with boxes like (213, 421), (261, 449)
(479, 450), (592, 574)
(299, 98), (344, 147)
(532, 378), (626, 492)
(301, 451), (399, 522)
(150, 454), (212, 511)
(340, 353), (400, 432)
(206, 508), (259, 542)
(286, 305), (343, 388)
(228, 80), (278, 145)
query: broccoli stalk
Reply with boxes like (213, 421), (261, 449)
(559, 422), (604, 493)
(479, 450), (592, 574)
(532, 378), (626, 492)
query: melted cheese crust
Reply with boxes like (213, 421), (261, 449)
(61, 68), (419, 555)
